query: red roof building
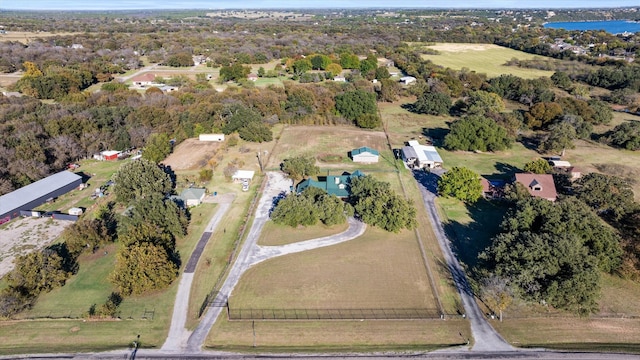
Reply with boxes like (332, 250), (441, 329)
(131, 73), (156, 86)
(514, 173), (557, 202)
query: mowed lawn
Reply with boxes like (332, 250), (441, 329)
(421, 43), (554, 79)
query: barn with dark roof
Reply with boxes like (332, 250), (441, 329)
(0, 171), (83, 224)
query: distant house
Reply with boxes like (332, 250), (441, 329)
(399, 76), (416, 85)
(297, 170), (364, 198)
(131, 73), (156, 87)
(350, 147), (379, 163)
(180, 188), (206, 207)
(0, 171), (83, 224)
(159, 85), (178, 93)
(333, 76), (346, 82)
(199, 134), (225, 142)
(514, 173), (557, 202)
(232, 170), (255, 183)
(247, 73), (258, 81)
(401, 140), (443, 169)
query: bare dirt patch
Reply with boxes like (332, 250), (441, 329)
(162, 138), (222, 170)
(426, 43), (499, 52)
(0, 217), (75, 278)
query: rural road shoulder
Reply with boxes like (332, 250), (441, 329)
(413, 169), (514, 351)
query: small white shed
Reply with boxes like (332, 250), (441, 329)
(199, 134), (225, 142)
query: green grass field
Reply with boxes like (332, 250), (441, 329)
(0, 203), (221, 354)
(207, 319), (470, 351)
(420, 43), (555, 79)
(259, 221), (350, 246)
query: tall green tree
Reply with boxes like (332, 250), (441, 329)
(523, 159), (552, 174)
(437, 167), (482, 203)
(110, 242), (178, 296)
(142, 133), (172, 164)
(444, 115), (512, 152)
(575, 173), (638, 220)
(350, 175), (417, 232)
(335, 90), (379, 126)
(538, 122), (576, 155)
(113, 159), (173, 204)
(281, 156), (319, 181)
(413, 91), (452, 116)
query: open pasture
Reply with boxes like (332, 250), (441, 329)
(266, 125), (393, 171)
(421, 43), (554, 79)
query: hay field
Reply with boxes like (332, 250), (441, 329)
(421, 43), (554, 79)
(266, 125), (392, 171)
(0, 31), (79, 44)
(231, 225), (439, 310)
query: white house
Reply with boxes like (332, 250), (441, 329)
(401, 140), (443, 169)
(350, 147), (379, 163)
(400, 76), (416, 85)
(180, 188), (206, 207)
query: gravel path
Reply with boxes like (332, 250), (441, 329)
(413, 169), (514, 351)
(184, 171), (366, 352)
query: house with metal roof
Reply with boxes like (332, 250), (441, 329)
(0, 171), (83, 224)
(401, 140), (443, 169)
(350, 147), (379, 164)
(297, 170), (364, 198)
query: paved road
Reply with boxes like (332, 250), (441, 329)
(184, 172), (366, 352)
(162, 196), (234, 352)
(413, 169), (514, 351)
(16, 349), (640, 359)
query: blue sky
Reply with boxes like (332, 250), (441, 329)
(1, 0), (638, 11)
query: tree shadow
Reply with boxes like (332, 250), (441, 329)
(400, 103), (416, 112)
(493, 162), (521, 177)
(412, 169), (440, 194)
(442, 199), (510, 283)
(519, 134), (542, 152)
(421, 127), (449, 147)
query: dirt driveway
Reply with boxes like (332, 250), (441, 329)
(0, 217), (75, 278)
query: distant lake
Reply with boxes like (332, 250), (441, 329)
(544, 20), (640, 34)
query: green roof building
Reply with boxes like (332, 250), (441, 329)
(297, 170), (364, 198)
(350, 147), (379, 163)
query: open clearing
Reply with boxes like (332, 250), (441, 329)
(0, 31), (79, 44)
(162, 138), (222, 170)
(266, 125), (391, 170)
(0, 217), (74, 279)
(421, 43), (555, 79)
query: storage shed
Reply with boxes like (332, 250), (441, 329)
(232, 170), (255, 183)
(350, 147), (379, 164)
(199, 134), (225, 142)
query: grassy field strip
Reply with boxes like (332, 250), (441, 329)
(493, 318), (640, 352)
(420, 43), (554, 79)
(207, 319), (470, 351)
